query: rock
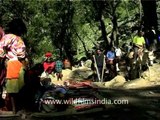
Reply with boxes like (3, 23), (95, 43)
(51, 69), (72, 85)
(122, 63), (160, 89)
(141, 64), (160, 82)
(68, 67), (94, 81)
(62, 69), (72, 80)
(92, 82), (105, 88)
(104, 75), (126, 88)
(123, 78), (151, 89)
(84, 59), (92, 68)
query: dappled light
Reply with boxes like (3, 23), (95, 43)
(0, 0), (160, 120)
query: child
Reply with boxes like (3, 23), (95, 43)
(55, 58), (63, 81)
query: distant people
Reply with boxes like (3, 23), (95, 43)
(63, 59), (71, 69)
(150, 26), (157, 51)
(114, 45), (122, 72)
(144, 29), (151, 50)
(93, 49), (105, 82)
(145, 27), (157, 51)
(106, 47), (116, 65)
(132, 30), (145, 64)
(105, 47), (117, 80)
(44, 51), (52, 58)
(55, 58), (63, 81)
(43, 53), (55, 75)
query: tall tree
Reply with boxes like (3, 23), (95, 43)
(141, 0), (157, 30)
(93, 1), (110, 50)
(50, 0), (75, 63)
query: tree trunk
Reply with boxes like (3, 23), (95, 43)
(93, 1), (110, 50)
(75, 31), (88, 58)
(141, 0), (157, 30)
(156, 1), (160, 33)
(111, 0), (121, 47)
(111, 15), (118, 47)
(99, 19), (110, 49)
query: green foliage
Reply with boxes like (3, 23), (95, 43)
(0, 0), (140, 63)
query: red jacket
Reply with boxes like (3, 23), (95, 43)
(43, 62), (55, 74)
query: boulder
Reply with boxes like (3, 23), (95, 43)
(123, 63), (160, 89)
(92, 82), (105, 88)
(68, 67), (94, 81)
(51, 69), (72, 85)
(92, 75), (126, 88)
(104, 75), (126, 88)
(123, 78), (151, 89)
(62, 69), (72, 80)
(141, 64), (160, 82)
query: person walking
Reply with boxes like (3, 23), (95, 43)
(0, 18), (28, 114)
(93, 49), (105, 82)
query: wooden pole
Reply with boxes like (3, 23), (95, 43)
(93, 55), (101, 82)
(101, 55), (106, 82)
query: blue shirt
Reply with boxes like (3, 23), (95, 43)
(106, 51), (115, 60)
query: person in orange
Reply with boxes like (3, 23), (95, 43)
(0, 18), (28, 114)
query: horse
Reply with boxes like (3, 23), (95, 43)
(125, 48), (149, 80)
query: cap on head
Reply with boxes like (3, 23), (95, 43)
(45, 52), (52, 58)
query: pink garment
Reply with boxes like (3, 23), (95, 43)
(0, 34), (26, 60)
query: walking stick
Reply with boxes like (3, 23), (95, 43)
(93, 55), (101, 82)
(101, 55), (106, 82)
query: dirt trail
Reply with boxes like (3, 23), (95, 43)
(1, 64), (160, 120)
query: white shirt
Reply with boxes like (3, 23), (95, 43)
(115, 48), (122, 57)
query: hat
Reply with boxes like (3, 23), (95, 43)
(45, 52), (52, 57)
(0, 27), (5, 39)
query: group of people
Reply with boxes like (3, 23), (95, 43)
(41, 52), (64, 81)
(91, 28), (158, 82)
(125, 29), (157, 66)
(0, 19), (72, 114)
(92, 46), (122, 82)
(0, 17), (158, 114)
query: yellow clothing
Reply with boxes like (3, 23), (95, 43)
(133, 36), (145, 46)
